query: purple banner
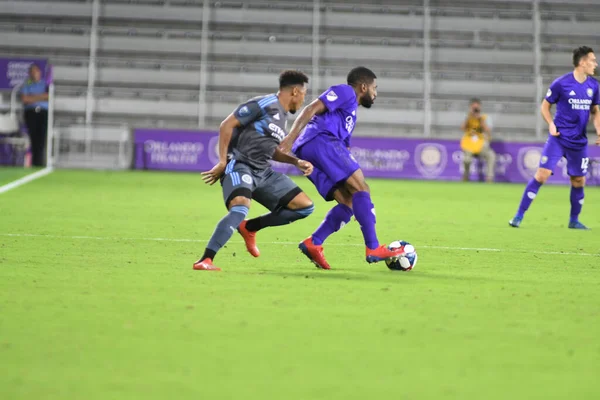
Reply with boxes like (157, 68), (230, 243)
(0, 58), (49, 89)
(134, 129), (600, 185)
(134, 129), (216, 171)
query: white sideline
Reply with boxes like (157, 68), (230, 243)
(0, 167), (54, 194)
(1, 233), (598, 257)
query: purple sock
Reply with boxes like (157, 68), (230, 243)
(352, 191), (379, 249)
(570, 186), (584, 222)
(312, 204), (353, 245)
(516, 178), (543, 218)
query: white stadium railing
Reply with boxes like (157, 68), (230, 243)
(1, 0), (599, 142)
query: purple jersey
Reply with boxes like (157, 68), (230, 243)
(545, 72), (600, 149)
(293, 84), (358, 151)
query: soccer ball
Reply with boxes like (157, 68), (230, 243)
(385, 240), (418, 271)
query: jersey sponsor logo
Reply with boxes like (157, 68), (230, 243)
(546, 88), (552, 97)
(569, 90), (576, 96)
(238, 105), (250, 116)
(587, 88), (594, 97)
(352, 110), (356, 116)
(326, 90), (338, 102)
(242, 174), (253, 184)
(273, 113), (280, 120)
(345, 115), (355, 133)
(568, 98), (592, 110)
(268, 122), (286, 142)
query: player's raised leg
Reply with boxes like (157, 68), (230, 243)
(300, 187), (354, 270)
(240, 172), (315, 258)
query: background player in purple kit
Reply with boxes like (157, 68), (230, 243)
(509, 46), (600, 229)
(279, 67), (405, 270)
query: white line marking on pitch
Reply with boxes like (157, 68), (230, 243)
(0, 167), (53, 194)
(1, 233), (598, 257)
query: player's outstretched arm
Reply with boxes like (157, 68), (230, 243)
(201, 114), (240, 185)
(541, 99), (560, 136)
(278, 99), (327, 154)
(272, 148), (313, 176)
(591, 105), (600, 145)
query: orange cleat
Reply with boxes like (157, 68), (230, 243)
(365, 245), (406, 264)
(237, 220), (260, 257)
(193, 258), (221, 271)
(298, 237), (331, 270)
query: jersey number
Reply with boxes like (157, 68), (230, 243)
(581, 157), (590, 174)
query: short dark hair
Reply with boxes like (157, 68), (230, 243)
(573, 46), (594, 67)
(470, 98), (481, 105)
(279, 70), (309, 89)
(347, 66), (377, 87)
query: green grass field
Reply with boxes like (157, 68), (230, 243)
(0, 167), (42, 186)
(1, 168), (599, 400)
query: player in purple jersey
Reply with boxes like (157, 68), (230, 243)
(278, 67), (405, 270)
(509, 46), (600, 229)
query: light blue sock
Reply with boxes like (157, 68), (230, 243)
(206, 205), (249, 253)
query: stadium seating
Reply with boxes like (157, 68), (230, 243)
(1, 0), (599, 140)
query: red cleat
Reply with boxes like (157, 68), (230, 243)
(238, 220), (260, 258)
(365, 245), (406, 264)
(193, 258), (221, 271)
(299, 237), (331, 270)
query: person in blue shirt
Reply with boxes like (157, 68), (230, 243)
(20, 64), (49, 166)
(509, 46), (600, 229)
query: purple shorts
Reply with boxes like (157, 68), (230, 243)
(294, 134), (360, 201)
(540, 135), (589, 176)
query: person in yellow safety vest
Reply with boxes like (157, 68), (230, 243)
(460, 98), (496, 182)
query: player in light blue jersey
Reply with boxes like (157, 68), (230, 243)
(193, 71), (315, 271)
(510, 46), (600, 229)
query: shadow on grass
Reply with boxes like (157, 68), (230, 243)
(239, 267), (522, 285)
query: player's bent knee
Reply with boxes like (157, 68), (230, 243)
(228, 195), (251, 209)
(277, 203), (314, 225)
(345, 170), (370, 194)
(571, 176), (585, 187)
(333, 188), (353, 208)
(534, 168), (552, 184)
(286, 191), (313, 210)
(292, 203), (315, 219)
